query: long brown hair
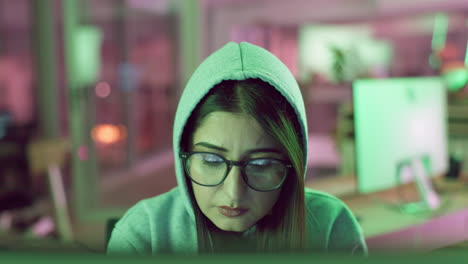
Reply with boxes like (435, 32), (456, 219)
(181, 78), (306, 253)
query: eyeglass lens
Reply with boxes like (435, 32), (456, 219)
(186, 152), (287, 190)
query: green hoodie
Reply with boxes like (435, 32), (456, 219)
(107, 42), (367, 255)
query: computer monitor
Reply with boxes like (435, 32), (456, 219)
(353, 77), (448, 198)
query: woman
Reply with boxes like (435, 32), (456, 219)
(107, 42), (367, 255)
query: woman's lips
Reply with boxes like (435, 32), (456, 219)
(218, 206), (249, 217)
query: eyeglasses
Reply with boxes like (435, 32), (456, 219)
(180, 151), (292, 192)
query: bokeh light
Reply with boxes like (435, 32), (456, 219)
(92, 124), (126, 145)
(95, 81), (111, 98)
(78, 145), (88, 161)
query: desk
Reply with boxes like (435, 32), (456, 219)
(306, 176), (468, 252)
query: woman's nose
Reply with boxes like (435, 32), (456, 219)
(221, 165), (247, 200)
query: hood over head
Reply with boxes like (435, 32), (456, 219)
(173, 42), (308, 221)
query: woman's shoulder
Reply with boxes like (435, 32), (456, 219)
(304, 187), (348, 211)
(120, 187), (184, 220)
(303, 187), (356, 229)
(304, 187), (367, 255)
(108, 187), (198, 254)
(114, 187), (190, 232)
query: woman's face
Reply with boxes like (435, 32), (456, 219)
(190, 111), (285, 232)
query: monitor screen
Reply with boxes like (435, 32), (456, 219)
(353, 77), (448, 193)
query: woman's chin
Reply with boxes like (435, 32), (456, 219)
(212, 220), (252, 233)
(216, 224), (247, 232)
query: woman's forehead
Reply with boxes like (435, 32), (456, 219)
(192, 111), (280, 151)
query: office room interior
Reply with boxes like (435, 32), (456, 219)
(1, 0), (468, 257)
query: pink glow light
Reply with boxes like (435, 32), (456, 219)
(95, 81), (111, 98)
(78, 145), (88, 161)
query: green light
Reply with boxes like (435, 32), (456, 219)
(75, 26), (102, 87)
(429, 53), (440, 69)
(431, 13), (448, 51)
(443, 69), (468, 92)
(465, 41), (468, 67)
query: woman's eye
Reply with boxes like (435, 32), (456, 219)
(250, 159), (275, 166)
(201, 154), (223, 163)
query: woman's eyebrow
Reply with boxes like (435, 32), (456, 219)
(246, 148), (283, 155)
(194, 142), (282, 155)
(194, 142), (227, 152)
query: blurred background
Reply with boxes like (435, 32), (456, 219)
(1, 0), (468, 255)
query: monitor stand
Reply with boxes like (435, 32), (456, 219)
(397, 157), (441, 214)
